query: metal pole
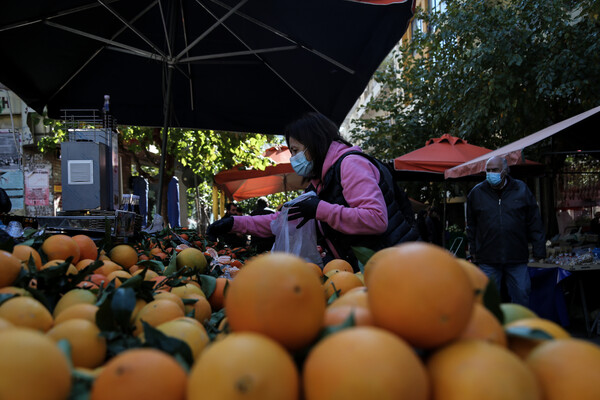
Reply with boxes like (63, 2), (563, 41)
(156, 64), (174, 217)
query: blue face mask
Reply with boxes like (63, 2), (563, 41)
(290, 150), (313, 177)
(486, 172), (503, 187)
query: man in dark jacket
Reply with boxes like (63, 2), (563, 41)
(466, 156), (546, 307)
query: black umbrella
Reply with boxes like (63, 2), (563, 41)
(0, 0), (415, 212)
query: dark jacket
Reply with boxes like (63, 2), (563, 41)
(315, 151), (419, 265)
(466, 176), (546, 264)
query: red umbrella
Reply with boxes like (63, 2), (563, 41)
(394, 134), (493, 174)
(214, 146), (306, 201)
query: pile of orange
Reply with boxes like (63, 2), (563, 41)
(0, 233), (599, 399)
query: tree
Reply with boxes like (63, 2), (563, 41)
(351, 0), (600, 160)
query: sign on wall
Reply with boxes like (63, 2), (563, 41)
(25, 167), (50, 206)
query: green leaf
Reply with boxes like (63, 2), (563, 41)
(57, 339), (73, 370)
(70, 368), (95, 400)
(198, 274), (217, 298)
(351, 247), (375, 270)
(164, 252), (178, 276)
(482, 279), (504, 324)
(0, 293), (17, 307)
(505, 326), (553, 340)
(110, 287), (136, 333)
(137, 260), (165, 273)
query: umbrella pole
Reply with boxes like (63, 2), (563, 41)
(156, 64), (174, 218)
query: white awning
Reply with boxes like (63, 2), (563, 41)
(445, 105), (600, 179)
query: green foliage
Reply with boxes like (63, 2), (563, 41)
(351, 0), (600, 160)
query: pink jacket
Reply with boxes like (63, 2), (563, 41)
(231, 141), (388, 241)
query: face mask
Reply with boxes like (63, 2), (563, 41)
(290, 150), (313, 177)
(486, 172), (503, 187)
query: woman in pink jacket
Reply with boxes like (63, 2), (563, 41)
(207, 113), (418, 269)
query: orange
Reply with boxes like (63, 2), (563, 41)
(188, 332), (299, 400)
(0, 286), (31, 297)
(41, 234), (80, 263)
(72, 234), (98, 261)
(90, 348), (187, 400)
(306, 262), (324, 279)
(367, 242), (474, 348)
(153, 291), (185, 312)
(427, 340), (540, 399)
(0, 296), (53, 331)
(505, 317), (570, 359)
(323, 270), (364, 299)
(170, 283), (205, 298)
(456, 258), (489, 303)
(94, 260), (123, 276)
(303, 326), (429, 400)
(131, 268), (159, 280)
(526, 338), (600, 400)
(176, 247), (207, 273)
(54, 303), (98, 325)
(40, 259), (74, 271)
(108, 244), (138, 269)
(130, 298), (148, 323)
(78, 273), (107, 290)
(208, 277), (228, 311)
(75, 258), (96, 271)
(457, 303), (507, 347)
(323, 305), (374, 327)
(0, 328), (71, 400)
(53, 288), (97, 318)
(152, 317), (210, 360)
(225, 252), (325, 350)
(133, 299), (185, 336)
(0, 316), (14, 330)
(182, 293), (212, 323)
(362, 246), (400, 284)
(47, 318), (107, 368)
(323, 259), (353, 275)
(328, 286), (369, 309)
(0, 250), (23, 288)
(11, 245), (42, 270)
(104, 270), (132, 288)
(500, 303), (538, 325)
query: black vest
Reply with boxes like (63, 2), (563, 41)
(312, 151), (419, 265)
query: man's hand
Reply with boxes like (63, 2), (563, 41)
(287, 197), (321, 229)
(206, 217), (234, 242)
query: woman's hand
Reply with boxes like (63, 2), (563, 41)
(288, 197), (321, 228)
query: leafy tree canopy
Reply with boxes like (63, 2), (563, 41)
(351, 0), (600, 160)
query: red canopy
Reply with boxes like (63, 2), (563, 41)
(394, 134), (492, 174)
(214, 146), (306, 201)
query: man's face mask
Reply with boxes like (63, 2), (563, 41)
(290, 150), (313, 177)
(486, 172), (503, 187)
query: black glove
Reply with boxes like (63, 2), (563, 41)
(287, 197), (321, 229)
(206, 217), (234, 242)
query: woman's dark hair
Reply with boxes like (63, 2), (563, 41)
(284, 112), (352, 180)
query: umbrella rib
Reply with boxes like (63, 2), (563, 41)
(98, 0), (168, 60)
(174, 0), (249, 61)
(206, 0), (355, 74)
(0, 0), (120, 33)
(179, 0), (195, 111)
(180, 46), (298, 63)
(198, 2), (321, 112)
(46, 2), (160, 103)
(44, 21), (163, 61)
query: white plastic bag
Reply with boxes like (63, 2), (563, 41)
(270, 192), (323, 266)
